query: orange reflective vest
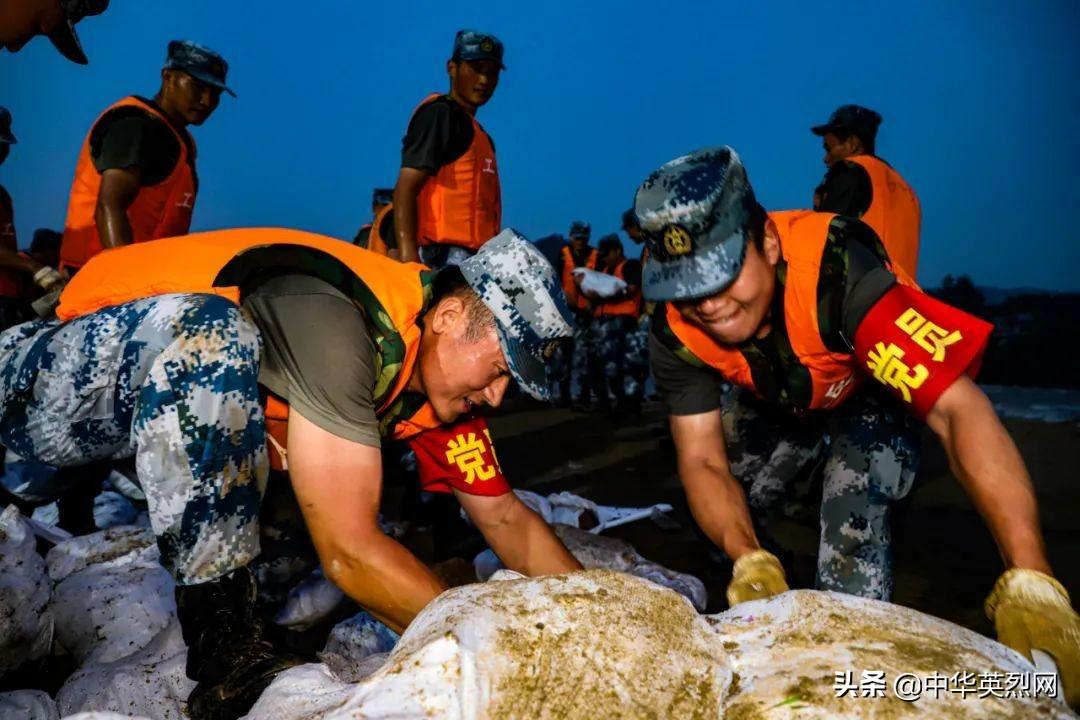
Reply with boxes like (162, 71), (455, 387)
(361, 203), (395, 257)
(414, 94), (501, 251)
(60, 96), (197, 271)
(560, 245), (598, 311)
(845, 155), (920, 278)
(596, 259), (641, 317)
(659, 210), (917, 411)
(57, 228), (441, 468)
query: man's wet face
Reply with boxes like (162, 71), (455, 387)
(0, 0), (63, 52)
(450, 59), (500, 109)
(673, 240), (777, 346)
(419, 299), (511, 423)
(164, 71), (222, 126)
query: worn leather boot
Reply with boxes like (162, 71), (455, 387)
(176, 567), (304, 720)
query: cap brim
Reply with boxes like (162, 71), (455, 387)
(642, 230), (749, 302)
(185, 71), (237, 98)
(48, 19), (88, 65)
(495, 323), (550, 401)
(455, 53), (506, 70)
(811, 123), (840, 136)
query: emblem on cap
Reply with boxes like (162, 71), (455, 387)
(480, 39), (494, 52)
(662, 224), (693, 256)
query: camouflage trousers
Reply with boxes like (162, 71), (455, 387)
(0, 293), (269, 586)
(547, 309), (594, 405)
(587, 315), (637, 407)
(722, 387), (922, 600)
(623, 314), (650, 401)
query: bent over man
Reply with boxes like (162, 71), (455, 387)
(636, 146), (1079, 707)
(59, 40), (234, 274)
(0, 228), (581, 718)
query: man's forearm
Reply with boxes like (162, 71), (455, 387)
(95, 201), (133, 249)
(323, 531), (447, 633)
(680, 459), (761, 560)
(489, 505), (582, 576)
(393, 186), (421, 263)
(929, 381), (1050, 573)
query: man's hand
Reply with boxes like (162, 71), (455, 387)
(287, 410), (445, 633)
(456, 490), (582, 576)
(726, 549), (789, 607)
(32, 266), (65, 292)
(392, 168), (431, 264)
(986, 568), (1080, 707)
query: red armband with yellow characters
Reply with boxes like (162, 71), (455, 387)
(854, 284), (993, 419)
(408, 415), (510, 497)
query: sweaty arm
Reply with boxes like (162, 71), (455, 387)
(651, 334), (760, 560)
(392, 167), (430, 264)
(843, 237), (1047, 572)
(94, 166), (141, 249)
(287, 410), (445, 633)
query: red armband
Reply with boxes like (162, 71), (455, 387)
(408, 415), (510, 497)
(853, 284), (993, 419)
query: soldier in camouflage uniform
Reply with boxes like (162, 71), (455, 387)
(635, 149), (1080, 708)
(620, 208), (651, 409)
(0, 227), (582, 719)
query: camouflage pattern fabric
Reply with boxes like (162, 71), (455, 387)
(547, 308), (592, 405)
(0, 293), (267, 585)
(588, 315), (635, 409)
(721, 387), (921, 600)
(624, 314), (650, 401)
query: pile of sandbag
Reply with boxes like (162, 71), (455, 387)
(0, 505), (54, 676)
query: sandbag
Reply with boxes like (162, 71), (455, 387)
(0, 505), (54, 674)
(46, 526), (175, 665)
(322, 569), (729, 719)
(709, 590), (1073, 719)
(0, 689), (58, 720)
(56, 620), (193, 720)
(474, 524), (707, 611)
(244, 663), (366, 720)
(571, 267), (627, 298)
(319, 612), (399, 682)
(275, 568), (347, 631)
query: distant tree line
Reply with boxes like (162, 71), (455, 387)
(929, 275), (1080, 388)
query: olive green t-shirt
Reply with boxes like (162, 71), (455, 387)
(242, 274), (381, 447)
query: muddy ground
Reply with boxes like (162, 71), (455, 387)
(474, 398), (1080, 635)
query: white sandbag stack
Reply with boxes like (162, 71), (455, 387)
(0, 689), (58, 720)
(708, 590), (1073, 719)
(324, 569), (729, 719)
(0, 505), (54, 675)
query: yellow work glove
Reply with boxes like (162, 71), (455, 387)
(726, 549), (789, 607)
(985, 568), (1080, 708)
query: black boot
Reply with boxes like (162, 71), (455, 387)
(176, 567), (304, 720)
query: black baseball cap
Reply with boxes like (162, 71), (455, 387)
(48, 0), (109, 65)
(452, 30), (505, 70)
(811, 104), (882, 145)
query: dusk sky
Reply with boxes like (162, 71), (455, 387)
(2, 1), (1077, 290)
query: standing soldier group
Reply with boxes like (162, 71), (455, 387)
(2, 14), (1079, 717)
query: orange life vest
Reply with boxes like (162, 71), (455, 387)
(596, 259), (641, 317)
(57, 228), (441, 468)
(414, 94), (501, 251)
(560, 245), (598, 312)
(659, 210), (916, 411)
(845, 155), (920, 278)
(60, 96), (197, 271)
(361, 203), (395, 257)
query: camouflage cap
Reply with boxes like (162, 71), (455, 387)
(568, 220), (591, 238)
(452, 30), (506, 70)
(372, 188), (394, 207)
(49, 0), (109, 65)
(459, 229), (573, 401)
(0, 107), (15, 145)
(164, 40), (236, 97)
(635, 146), (760, 302)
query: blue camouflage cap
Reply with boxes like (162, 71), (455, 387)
(568, 220), (591, 238)
(164, 40), (236, 97)
(452, 30), (506, 69)
(0, 107), (15, 145)
(459, 229), (573, 401)
(635, 146), (760, 302)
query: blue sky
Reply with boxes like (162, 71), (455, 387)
(2, 1), (1078, 290)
